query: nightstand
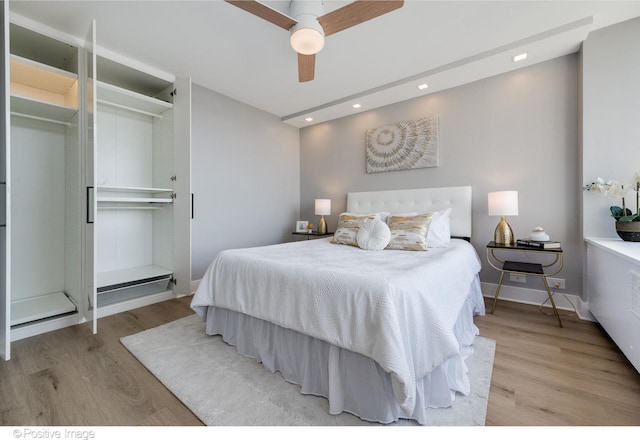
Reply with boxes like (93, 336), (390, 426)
(291, 231), (333, 241)
(486, 241), (564, 327)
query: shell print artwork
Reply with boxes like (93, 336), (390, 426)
(365, 116), (439, 173)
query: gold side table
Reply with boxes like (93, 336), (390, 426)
(486, 241), (564, 327)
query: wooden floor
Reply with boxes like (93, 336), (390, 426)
(1, 296), (639, 426)
(476, 300), (640, 425)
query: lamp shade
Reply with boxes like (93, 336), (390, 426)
(488, 191), (518, 216)
(315, 199), (331, 216)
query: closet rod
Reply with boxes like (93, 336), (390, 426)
(10, 112), (72, 127)
(97, 99), (164, 119)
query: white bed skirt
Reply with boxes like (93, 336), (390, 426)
(203, 275), (485, 425)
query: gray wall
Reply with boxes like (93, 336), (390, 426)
(190, 84), (300, 280)
(187, 17), (640, 300)
(582, 17), (640, 238)
(300, 55), (581, 296)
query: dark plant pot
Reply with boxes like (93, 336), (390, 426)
(615, 221), (640, 242)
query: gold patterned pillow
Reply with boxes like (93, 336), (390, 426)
(386, 213), (434, 251)
(331, 213), (379, 247)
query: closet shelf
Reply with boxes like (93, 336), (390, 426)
(96, 186), (174, 204)
(97, 265), (173, 292)
(10, 54), (78, 126)
(11, 292), (77, 327)
(97, 185), (173, 193)
(11, 54), (77, 90)
(97, 80), (173, 117)
(97, 197), (173, 203)
(11, 94), (78, 125)
(10, 54), (78, 105)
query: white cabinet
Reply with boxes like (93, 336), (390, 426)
(5, 20), (85, 350)
(92, 57), (191, 315)
(585, 238), (640, 373)
(0, 11), (191, 360)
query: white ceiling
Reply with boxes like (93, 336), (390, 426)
(9, 0), (640, 127)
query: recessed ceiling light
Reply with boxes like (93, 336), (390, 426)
(352, 103), (362, 109)
(513, 53), (528, 62)
(417, 83), (429, 90)
(305, 117), (313, 122)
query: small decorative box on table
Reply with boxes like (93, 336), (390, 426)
(486, 241), (564, 327)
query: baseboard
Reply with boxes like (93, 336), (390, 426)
(480, 282), (595, 322)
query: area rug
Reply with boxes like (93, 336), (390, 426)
(121, 313), (495, 426)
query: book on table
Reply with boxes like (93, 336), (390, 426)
(516, 239), (561, 249)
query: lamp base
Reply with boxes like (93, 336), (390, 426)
(318, 216), (327, 234)
(494, 216), (514, 244)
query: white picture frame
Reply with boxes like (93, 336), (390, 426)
(296, 221), (308, 232)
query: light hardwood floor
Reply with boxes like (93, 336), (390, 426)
(1, 296), (639, 426)
(476, 300), (640, 425)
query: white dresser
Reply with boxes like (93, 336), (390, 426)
(585, 238), (640, 373)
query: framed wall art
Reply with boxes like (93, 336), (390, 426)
(365, 115), (439, 173)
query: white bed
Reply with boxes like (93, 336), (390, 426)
(191, 186), (485, 424)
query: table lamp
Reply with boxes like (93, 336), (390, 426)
(315, 199), (331, 234)
(488, 191), (518, 244)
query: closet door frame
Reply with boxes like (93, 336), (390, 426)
(82, 19), (97, 333)
(1, 0), (11, 361)
(172, 76), (191, 296)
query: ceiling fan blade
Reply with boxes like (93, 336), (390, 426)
(319, 1), (404, 37)
(298, 53), (315, 82)
(226, 0), (297, 30)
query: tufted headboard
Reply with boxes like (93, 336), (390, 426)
(346, 186), (473, 239)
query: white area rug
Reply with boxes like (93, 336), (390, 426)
(121, 314), (495, 426)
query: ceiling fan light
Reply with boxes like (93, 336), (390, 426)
(290, 16), (325, 55)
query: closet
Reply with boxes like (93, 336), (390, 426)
(93, 55), (189, 313)
(7, 21), (84, 342)
(1, 10), (191, 360)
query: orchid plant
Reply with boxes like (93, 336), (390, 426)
(583, 172), (640, 222)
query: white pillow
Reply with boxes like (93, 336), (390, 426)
(356, 218), (391, 251)
(427, 208), (452, 248)
(332, 213), (380, 247)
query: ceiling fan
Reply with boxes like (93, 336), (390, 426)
(226, 0), (404, 82)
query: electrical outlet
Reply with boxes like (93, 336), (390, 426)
(547, 277), (565, 289)
(510, 273), (526, 283)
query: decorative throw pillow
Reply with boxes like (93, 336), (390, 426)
(356, 218), (391, 251)
(426, 208), (452, 248)
(385, 213), (433, 251)
(331, 213), (379, 247)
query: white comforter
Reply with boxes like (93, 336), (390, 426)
(191, 238), (482, 416)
